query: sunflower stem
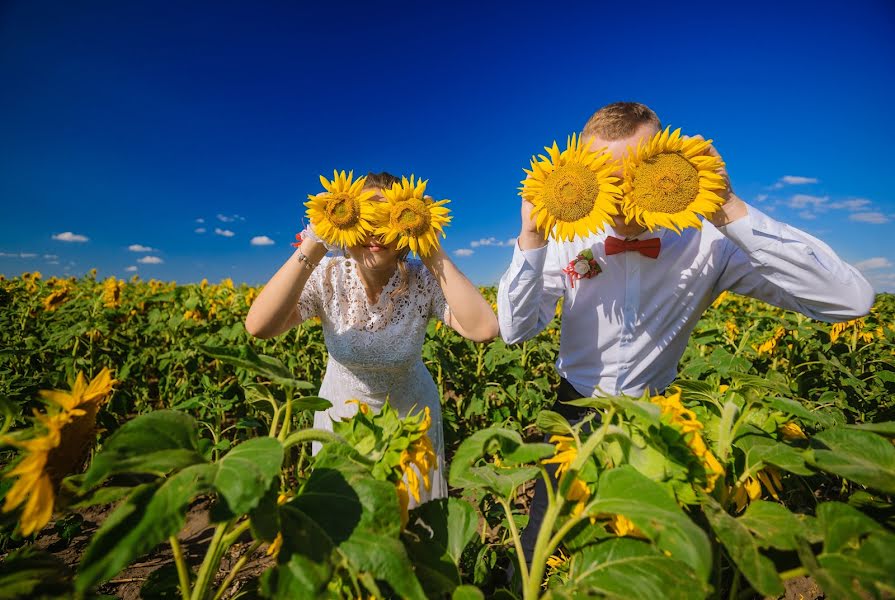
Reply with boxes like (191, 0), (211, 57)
(211, 539), (263, 600)
(169, 536), (192, 600)
(190, 523), (228, 600)
(497, 496), (530, 590)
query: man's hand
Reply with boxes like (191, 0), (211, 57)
(518, 199), (548, 250)
(686, 135), (748, 227)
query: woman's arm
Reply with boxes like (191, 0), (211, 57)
(244, 237), (327, 339)
(422, 246), (499, 342)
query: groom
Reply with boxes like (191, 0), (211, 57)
(496, 101), (875, 562)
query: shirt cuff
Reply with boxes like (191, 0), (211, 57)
(716, 203), (783, 254)
(511, 239), (549, 275)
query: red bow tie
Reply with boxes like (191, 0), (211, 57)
(604, 236), (661, 258)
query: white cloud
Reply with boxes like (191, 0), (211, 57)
(195, 227), (207, 234)
(470, 237), (516, 248)
(829, 198), (872, 211)
(866, 271), (895, 293)
(125, 266), (138, 272)
(0, 252), (38, 258)
(849, 212), (889, 224)
(771, 175), (819, 189)
(755, 194), (768, 203)
(52, 231), (89, 243)
(798, 211), (817, 220)
(215, 228), (235, 237)
(196, 218), (205, 224)
(43, 254), (58, 260)
(788, 194), (828, 209)
(128, 244), (156, 252)
(217, 214), (245, 223)
(781, 175), (819, 185)
(250, 235), (275, 246)
(855, 257), (892, 271)
(453, 248), (475, 257)
(137, 256), (164, 264)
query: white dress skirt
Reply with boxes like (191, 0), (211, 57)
(297, 256), (449, 507)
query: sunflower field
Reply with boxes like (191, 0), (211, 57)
(1, 271), (894, 599)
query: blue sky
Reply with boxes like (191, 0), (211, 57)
(1, 0), (893, 291)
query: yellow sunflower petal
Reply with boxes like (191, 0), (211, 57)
(621, 126), (727, 233)
(375, 175), (451, 258)
(305, 171), (377, 249)
(520, 133), (621, 242)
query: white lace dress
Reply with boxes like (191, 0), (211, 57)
(297, 256), (449, 505)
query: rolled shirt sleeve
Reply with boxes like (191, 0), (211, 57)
(715, 204), (875, 321)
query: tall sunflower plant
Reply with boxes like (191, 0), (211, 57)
(450, 384), (895, 600)
(0, 354), (479, 600)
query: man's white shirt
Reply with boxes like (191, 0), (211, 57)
(497, 203), (875, 398)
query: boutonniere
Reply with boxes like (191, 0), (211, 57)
(562, 248), (601, 288)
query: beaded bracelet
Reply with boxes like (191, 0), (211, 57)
(293, 247), (319, 269)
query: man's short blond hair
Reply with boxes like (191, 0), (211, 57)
(582, 102), (662, 141)
(362, 171), (401, 191)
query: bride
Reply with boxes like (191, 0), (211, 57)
(245, 171), (499, 507)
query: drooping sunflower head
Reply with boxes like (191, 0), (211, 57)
(2, 368), (115, 536)
(374, 175), (451, 258)
(621, 127), (727, 233)
(519, 133), (622, 242)
(305, 170), (378, 248)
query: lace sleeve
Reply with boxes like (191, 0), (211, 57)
(417, 262), (450, 323)
(296, 256), (327, 321)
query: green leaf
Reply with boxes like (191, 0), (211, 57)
(261, 505), (335, 599)
(764, 396), (834, 427)
(449, 427), (552, 496)
(734, 432), (813, 475)
(737, 500), (806, 551)
(844, 421), (895, 436)
(77, 465), (216, 591)
(703, 497), (784, 596)
(561, 538), (709, 599)
(297, 443), (402, 540)
(565, 395), (661, 426)
(729, 374), (792, 397)
(708, 347), (752, 376)
(810, 428), (895, 493)
(199, 344), (314, 388)
(403, 498), (479, 597)
(340, 533), (427, 600)
(816, 502), (885, 554)
(0, 547), (73, 600)
(537, 410), (572, 434)
(588, 466), (712, 581)
(213, 437), (284, 516)
(452, 585), (485, 600)
(82, 410), (206, 488)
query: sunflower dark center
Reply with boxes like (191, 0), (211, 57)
(392, 199), (431, 236)
(325, 193), (361, 228)
(542, 164), (599, 222)
(631, 152), (699, 213)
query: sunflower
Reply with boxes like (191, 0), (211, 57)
(519, 133), (621, 242)
(621, 127), (727, 233)
(2, 368), (114, 535)
(375, 176), (451, 258)
(395, 407), (438, 527)
(649, 389), (725, 492)
(305, 170), (378, 248)
(542, 434), (592, 516)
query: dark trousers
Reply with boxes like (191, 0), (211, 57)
(519, 378), (587, 565)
